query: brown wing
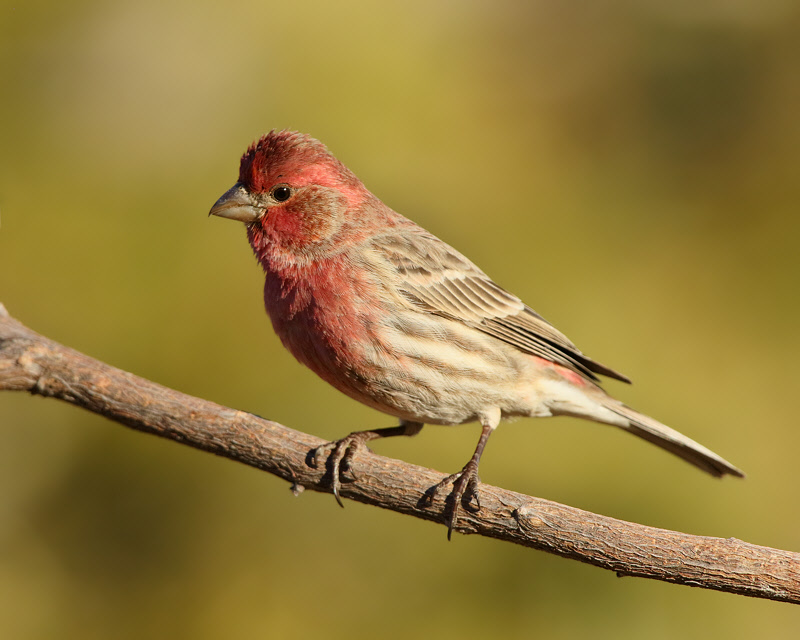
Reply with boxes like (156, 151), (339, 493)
(376, 230), (631, 384)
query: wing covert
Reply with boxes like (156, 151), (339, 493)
(376, 230), (631, 384)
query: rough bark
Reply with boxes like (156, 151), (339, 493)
(1, 303), (797, 604)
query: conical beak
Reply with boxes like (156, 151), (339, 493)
(209, 183), (263, 223)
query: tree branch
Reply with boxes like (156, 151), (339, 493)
(1, 302), (797, 604)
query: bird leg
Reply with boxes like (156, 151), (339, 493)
(422, 421), (495, 540)
(309, 421), (423, 507)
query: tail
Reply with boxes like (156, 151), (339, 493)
(604, 402), (745, 478)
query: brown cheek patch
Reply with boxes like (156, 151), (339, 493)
(264, 188), (344, 248)
(268, 208), (304, 245)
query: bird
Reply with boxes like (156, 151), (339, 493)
(209, 130), (744, 538)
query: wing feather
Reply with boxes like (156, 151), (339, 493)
(376, 230), (631, 384)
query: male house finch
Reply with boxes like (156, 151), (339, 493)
(210, 130), (743, 537)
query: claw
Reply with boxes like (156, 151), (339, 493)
(308, 423), (424, 506)
(307, 431), (375, 507)
(329, 438), (354, 508)
(308, 444), (334, 474)
(308, 443), (328, 469)
(448, 460), (482, 540)
(423, 459), (482, 540)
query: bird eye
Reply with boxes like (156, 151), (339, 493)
(271, 185), (292, 202)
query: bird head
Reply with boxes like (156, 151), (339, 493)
(209, 130), (368, 259)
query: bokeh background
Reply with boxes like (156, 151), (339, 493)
(2, 1), (800, 637)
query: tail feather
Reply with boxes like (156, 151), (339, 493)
(604, 403), (744, 478)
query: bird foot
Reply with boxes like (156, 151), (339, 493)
(309, 432), (373, 507)
(422, 458), (482, 540)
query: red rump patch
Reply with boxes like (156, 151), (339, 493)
(532, 355), (589, 387)
(238, 130), (359, 193)
(553, 363), (588, 387)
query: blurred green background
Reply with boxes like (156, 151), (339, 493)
(2, 0), (799, 637)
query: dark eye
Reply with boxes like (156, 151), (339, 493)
(272, 185), (292, 202)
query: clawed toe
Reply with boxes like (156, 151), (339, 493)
(308, 421), (490, 539)
(308, 432), (372, 507)
(308, 442), (332, 469)
(423, 460), (482, 540)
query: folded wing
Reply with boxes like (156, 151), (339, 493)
(377, 230), (630, 384)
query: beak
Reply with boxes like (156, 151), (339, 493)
(209, 183), (264, 223)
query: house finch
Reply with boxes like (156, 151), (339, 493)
(210, 130), (744, 538)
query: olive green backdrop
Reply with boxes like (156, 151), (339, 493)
(2, 1), (799, 637)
